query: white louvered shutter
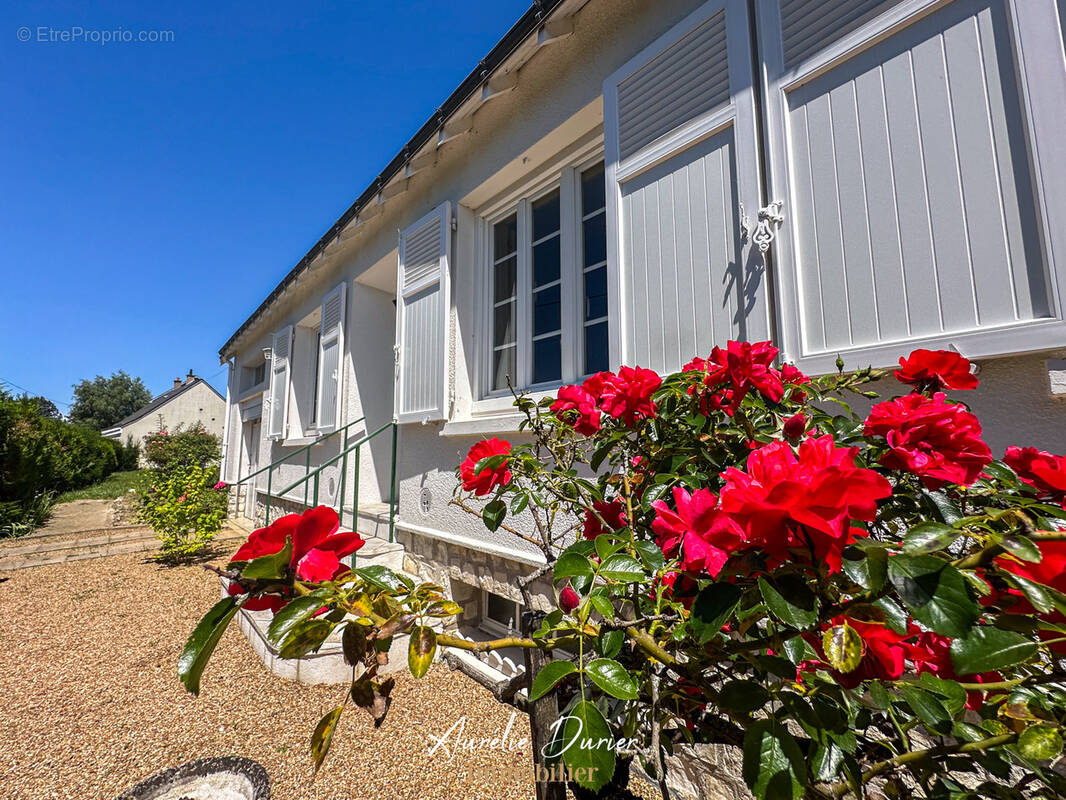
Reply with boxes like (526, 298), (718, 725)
(604, 0), (770, 373)
(395, 202), (451, 424)
(266, 325), (292, 439)
(315, 283), (346, 431)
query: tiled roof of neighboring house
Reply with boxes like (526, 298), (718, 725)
(218, 0), (574, 360)
(110, 378), (224, 430)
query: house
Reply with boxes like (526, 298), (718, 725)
(218, 0), (1066, 641)
(102, 371), (225, 455)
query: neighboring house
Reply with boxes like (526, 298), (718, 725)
(102, 371), (225, 455)
(219, 0), (1066, 634)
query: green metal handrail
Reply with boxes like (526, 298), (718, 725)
(230, 416), (365, 518)
(266, 419), (399, 542)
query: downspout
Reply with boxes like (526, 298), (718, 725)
(219, 358), (234, 482)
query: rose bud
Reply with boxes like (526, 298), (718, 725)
(559, 584), (581, 614)
(783, 412), (807, 441)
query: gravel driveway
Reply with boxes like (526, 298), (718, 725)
(0, 553), (536, 800)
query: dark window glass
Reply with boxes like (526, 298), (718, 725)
(584, 266), (608, 320)
(533, 335), (562, 384)
(493, 345), (516, 392)
(493, 302), (516, 348)
(532, 237), (560, 287)
(585, 321), (609, 374)
(533, 285), (561, 337)
(494, 256), (516, 303)
(582, 213), (607, 266)
(493, 214), (518, 257)
(581, 163), (606, 217)
(532, 190), (560, 241)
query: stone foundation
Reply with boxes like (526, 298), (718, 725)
(395, 527), (554, 613)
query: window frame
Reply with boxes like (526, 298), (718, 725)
(475, 149), (608, 407)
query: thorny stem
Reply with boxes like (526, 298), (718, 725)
(449, 497), (543, 547)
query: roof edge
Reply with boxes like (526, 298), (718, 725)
(218, 0), (570, 360)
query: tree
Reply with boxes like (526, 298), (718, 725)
(23, 395), (60, 419)
(69, 371), (152, 431)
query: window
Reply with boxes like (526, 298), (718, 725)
(482, 590), (520, 637)
(486, 159), (608, 395)
(239, 361), (266, 394)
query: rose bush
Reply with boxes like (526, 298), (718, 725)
(181, 341), (1066, 799)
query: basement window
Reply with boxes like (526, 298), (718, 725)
(481, 590), (521, 638)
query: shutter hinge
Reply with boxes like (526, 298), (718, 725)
(740, 201), (785, 255)
(451, 215), (458, 232)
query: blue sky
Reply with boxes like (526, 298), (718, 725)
(0, 0), (529, 410)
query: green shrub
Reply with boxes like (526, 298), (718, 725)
(139, 425), (224, 560)
(138, 464), (226, 559)
(0, 398), (118, 534)
(142, 424), (219, 472)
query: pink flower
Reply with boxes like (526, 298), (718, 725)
(718, 436), (892, 573)
(651, 487), (744, 577)
(599, 366), (661, 426)
(582, 499), (627, 540)
(213, 481), (227, 491)
(459, 438), (512, 496)
(550, 383), (602, 435)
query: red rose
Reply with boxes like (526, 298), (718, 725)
(832, 618), (909, 687)
(550, 383), (602, 435)
(559, 584), (581, 614)
(599, 366), (661, 426)
(228, 506), (366, 612)
(651, 487), (744, 577)
(684, 341), (799, 414)
(582, 499), (627, 540)
(995, 540), (1066, 596)
(718, 435), (892, 573)
(1003, 446), (1066, 508)
(864, 393), (992, 489)
(894, 348), (978, 392)
(783, 412), (807, 441)
(460, 438), (513, 496)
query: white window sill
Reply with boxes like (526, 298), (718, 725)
(440, 414), (526, 438)
(281, 434), (320, 447)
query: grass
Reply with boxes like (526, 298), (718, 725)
(56, 470), (145, 503)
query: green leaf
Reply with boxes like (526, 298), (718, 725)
(888, 555), (979, 637)
(950, 626), (1037, 675)
(530, 660), (578, 701)
(474, 453), (508, 475)
(482, 499), (507, 532)
(742, 718), (806, 800)
(596, 629), (624, 659)
(822, 623), (863, 673)
(1017, 726), (1063, 761)
(690, 582), (742, 643)
(922, 489), (963, 525)
(178, 595), (242, 696)
(594, 535), (624, 562)
(509, 492), (529, 515)
(812, 741), (845, 783)
(586, 658), (639, 700)
(589, 594), (615, 620)
(633, 539), (665, 570)
(759, 575), (818, 629)
(279, 618), (335, 659)
(353, 564), (405, 592)
(265, 590), (331, 646)
(1000, 535), (1042, 563)
(841, 545), (887, 592)
(310, 704), (344, 773)
(917, 671), (968, 716)
(899, 684), (953, 734)
(240, 537), (293, 580)
(554, 552), (594, 582)
(719, 680), (770, 714)
(903, 522), (959, 555)
(598, 554), (643, 582)
(407, 625), (437, 679)
(548, 700), (616, 792)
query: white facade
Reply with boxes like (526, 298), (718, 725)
(219, 0), (1066, 596)
(103, 376), (225, 453)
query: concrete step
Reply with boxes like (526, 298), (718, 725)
(353, 537), (405, 571)
(0, 526), (153, 557)
(350, 502), (392, 541)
